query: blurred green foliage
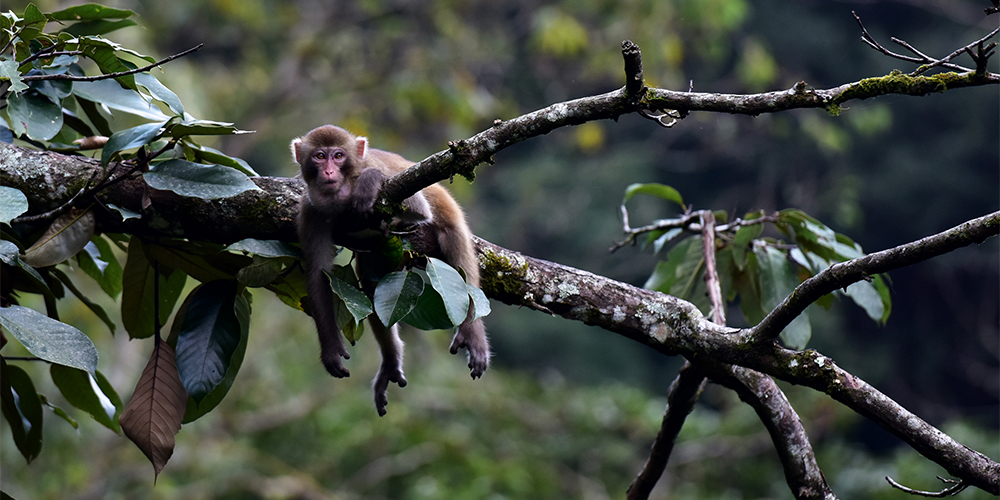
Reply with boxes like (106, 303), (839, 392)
(2, 0), (997, 497)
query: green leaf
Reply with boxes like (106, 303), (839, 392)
(0, 240), (51, 298)
(101, 120), (168, 167)
(167, 119), (243, 138)
(0, 305), (99, 374)
(72, 80), (170, 121)
(59, 19), (138, 36)
(184, 144), (258, 176)
(235, 255), (284, 287)
(51, 268), (116, 335)
(182, 289), (250, 423)
(120, 239), (187, 339)
(49, 4), (136, 22)
(144, 240), (247, 283)
(326, 271), (373, 325)
(0, 187), (29, 224)
(50, 364), (121, 433)
(468, 283), (491, 322)
(226, 238), (300, 259)
(843, 279), (885, 323)
(623, 182), (685, 209)
(1, 359), (43, 463)
(144, 159), (259, 200)
(754, 244), (812, 349)
(425, 257), (471, 326)
(374, 271), (424, 327)
(6, 91), (63, 141)
(76, 236), (124, 299)
(872, 274), (892, 323)
(174, 280), (242, 403)
(643, 236), (697, 293)
(106, 204), (140, 220)
(0, 60), (27, 93)
(17, 4), (48, 44)
(22, 208), (96, 267)
(135, 73), (183, 116)
(402, 281), (454, 331)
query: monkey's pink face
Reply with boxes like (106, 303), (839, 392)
(307, 146), (354, 205)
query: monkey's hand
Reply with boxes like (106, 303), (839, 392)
(450, 319), (490, 379)
(320, 342), (351, 378)
(351, 168), (386, 216)
(373, 362), (407, 417)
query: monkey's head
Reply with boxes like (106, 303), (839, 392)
(291, 125), (370, 210)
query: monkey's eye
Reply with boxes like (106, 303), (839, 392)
(333, 151), (345, 160)
(314, 151), (326, 160)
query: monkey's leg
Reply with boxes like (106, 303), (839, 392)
(369, 319), (407, 416)
(449, 306), (490, 379)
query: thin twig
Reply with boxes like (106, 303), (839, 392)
(20, 44), (204, 82)
(885, 476), (968, 497)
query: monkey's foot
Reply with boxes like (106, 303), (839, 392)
(449, 330), (490, 379)
(320, 350), (351, 378)
(373, 364), (407, 416)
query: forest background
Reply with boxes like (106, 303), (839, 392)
(2, 0), (997, 498)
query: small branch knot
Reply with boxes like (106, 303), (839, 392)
(621, 39), (646, 104)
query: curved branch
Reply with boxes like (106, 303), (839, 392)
(20, 44), (204, 83)
(749, 211), (1000, 343)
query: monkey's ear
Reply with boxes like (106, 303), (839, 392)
(291, 138), (304, 163)
(356, 137), (369, 160)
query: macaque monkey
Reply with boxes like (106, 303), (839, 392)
(293, 125), (489, 415)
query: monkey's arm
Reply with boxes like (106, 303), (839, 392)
(298, 202), (352, 377)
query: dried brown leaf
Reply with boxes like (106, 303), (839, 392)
(22, 208), (96, 267)
(119, 337), (188, 478)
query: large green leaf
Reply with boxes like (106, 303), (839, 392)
(144, 159), (259, 200)
(623, 182), (685, 209)
(76, 235), (124, 299)
(1, 359), (43, 463)
(167, 119), (243, 138)
(173, 280), (242, 403)
(6, 91), (63, 141)
(843, 279), (885, 323)
(72, 80), (170, 121)
(326, 271), (374, 325)
(425, 257), (470, 326)
(184, 144), (258, 176)
(135, 73), (183, 116)
(120, 239), (187, 339)
(49, 4), (135, 22)
(402, 280), (455, 331)
(0, 305), (99, 374)
(50, 364), (121, 433)
(182, 289), (250, 423)
(754, 244), (811, 349)
(0, 187), (29, 224)
(101, 120), (168, 167)
(374, 270), (424, 327)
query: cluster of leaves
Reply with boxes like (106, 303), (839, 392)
(0, 3), (487, 479)
(623, 183), (891, 348)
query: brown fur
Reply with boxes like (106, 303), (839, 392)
(293, 125), (489, 415)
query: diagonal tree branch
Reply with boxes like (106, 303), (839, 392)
(748, 211), (1000, 344)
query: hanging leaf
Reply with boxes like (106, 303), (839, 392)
(50, 268), (116, 335)
(0, 240), (51, 298)
(402, 281), (454, 331)
(173, 280), (241, 403)
(235, 255), (284, 287)
(374, 270), (424, 327)
(144, 159), (259, 200)
(326, 270), (373, 325)
(49, 4), (136, 22)
(22, 208), (96, 267)
(225, 238), (300, 259)
(754, 244), (812, 349)
(0, 60), (27, 93)
(623, 182), (685, 209)
(0, 305), (99, 374)
(120, 239), (187, 339)
(184, 143), (258, 176)
(72, 80), (170, 122)
(100, 120), (168, 167)
(425, 257), (471, 327)
(181, 289), (250, 423)
(1, 359), (44, 463)
(843, 279), (885, 323)
(0, 186), (29, 224)
(50, 364), (121, 433)
(6, 91), (63, 141)
(77, 236), (124, 299)
(468, 283), (491, 322)
(135, 73), (184, 116)
(119, 337), (188, 479)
